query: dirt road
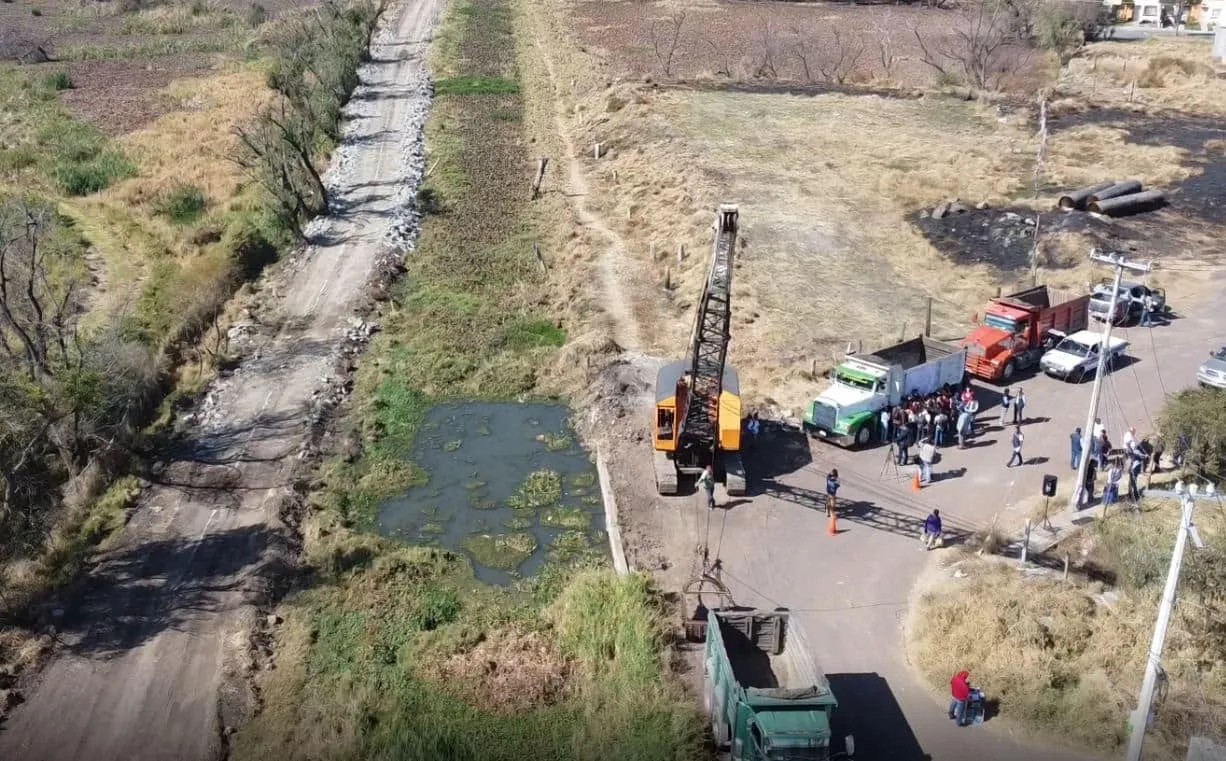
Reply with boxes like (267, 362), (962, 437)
(0, 2), (441, 759)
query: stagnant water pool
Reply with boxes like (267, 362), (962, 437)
(375, 402), (607, 584)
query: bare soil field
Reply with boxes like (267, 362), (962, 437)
(570, 0), (1046, 90)
(0, 0), (308, 133)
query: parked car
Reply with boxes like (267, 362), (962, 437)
(1040, 330), (1130, 382)
(1088, 280), (1167, 325)
(1197, 346), (1226, 390)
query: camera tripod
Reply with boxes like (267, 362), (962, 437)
(880, 442), (905, 480)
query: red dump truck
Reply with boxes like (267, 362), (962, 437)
(963, 285), (1090, 383)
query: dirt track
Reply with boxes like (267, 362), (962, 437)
(0, 1), (441, 758)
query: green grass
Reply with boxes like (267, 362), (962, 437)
(434, 75), (520, 95)
(0, 67), (137, 195)
(36, 107), (137, 196)
(154, 184), (208, 225)
(504, 317), (566, 350)
(232, 545), (702, 761)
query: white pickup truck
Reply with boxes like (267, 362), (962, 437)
(1040, 330), (1129, 382)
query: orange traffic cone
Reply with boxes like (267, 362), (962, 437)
(827, 512), (838, 536)
(912, 470), (922, 491)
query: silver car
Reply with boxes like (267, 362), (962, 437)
(1197, 347), (1226, 390)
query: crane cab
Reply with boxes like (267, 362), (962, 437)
(652, 360), (745, 496)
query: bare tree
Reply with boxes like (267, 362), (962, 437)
(789, 25), (817, 83)
(650, 10), (687, 78)
(816, 27), (867, 85)
(751, 11), (781, 80)
(700, 33), (732, 78)
(872, 12), (900, 82)
(913, 0), (1028, 90)
(0, 198), (158, 515)
(233, 102), (330, 237)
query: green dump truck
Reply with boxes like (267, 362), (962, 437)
(703, 608), (851, 761)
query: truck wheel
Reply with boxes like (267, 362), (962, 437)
(1002, 360), (1016, 381)
(854, 425), (871, 447)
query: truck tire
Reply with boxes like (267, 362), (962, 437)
(853, 425), (871, 447)
(1002, 359), (1016, 381)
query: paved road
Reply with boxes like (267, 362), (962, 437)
(669, 274), (1225, 761)
(0, 2), (441, 759)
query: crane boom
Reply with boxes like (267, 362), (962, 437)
(676, 205), (738, 451)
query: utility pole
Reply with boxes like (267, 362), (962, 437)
(1068, 250), (1153, 512)
(1125, 483), (1205, 761)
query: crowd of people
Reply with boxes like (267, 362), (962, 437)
(1072, 419), (1189, 507)
(877, 384), (1024, 478)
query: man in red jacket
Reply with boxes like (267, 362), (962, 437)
(949, 670), (972, 726)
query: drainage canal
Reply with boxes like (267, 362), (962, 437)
(376, 402), (607, 584)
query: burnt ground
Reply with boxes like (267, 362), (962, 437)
(911, 104), (1226, 275)
(910, 205), (1114, 272)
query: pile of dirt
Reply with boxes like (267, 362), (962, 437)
(574, 353), (663, 445)
(911, 204), (1114, 272)
(428, 628), (571, 714)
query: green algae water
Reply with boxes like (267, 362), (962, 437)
(375, 402), (607, 584)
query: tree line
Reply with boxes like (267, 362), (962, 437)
(650, 0), (1111, 90)
(233, 0), (389, 238)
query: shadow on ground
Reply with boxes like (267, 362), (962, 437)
(44, 524), (295, 658)
(744, 421), (813, 482)
(827, 672), (932, 761)
(756, 480), (972, 545)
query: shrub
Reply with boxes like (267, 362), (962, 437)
(244, 2), (267, 27)
(223, 215), (279, 281)
(53, 152), (136, 196)
(1159, 385), (1226, 481)
(42, 71), (73, 91)
(415, 186), (442, 214)
(154, 184), (208, 225)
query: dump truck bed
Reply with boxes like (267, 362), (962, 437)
(863, 336), (961, 371)
(716, 611), (826, 697)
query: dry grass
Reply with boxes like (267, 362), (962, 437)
(1059, 38), (1226, 116)
(104, 68), (270, 228)
(117, 2), (242, 35)
(569, 86), (1035, 409)
(1044, 122), (1193, 191)
(424, 628), (572, 714)
(57, 67), (272, 332)
(528, 0), (1226, 414)
(909, 503), (1226, 761)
